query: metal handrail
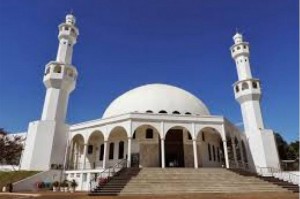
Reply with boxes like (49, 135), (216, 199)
(256, 166), (300, 185)
(89, 159), (127, 193)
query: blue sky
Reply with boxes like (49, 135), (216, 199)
(0, 0), (298, 142)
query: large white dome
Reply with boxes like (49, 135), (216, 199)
(103, 84), (210, 118)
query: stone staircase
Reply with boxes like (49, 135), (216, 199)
(90, 167), (291, 196)
(230, 169), (299, 193)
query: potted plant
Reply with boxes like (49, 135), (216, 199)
(62, 180), (69, 192)
(52, 181), (59, 192)
(70, 180), (77, 193)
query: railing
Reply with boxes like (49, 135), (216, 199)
(256, 166), (300, 185)
(66, 162), (104, 170)
(89, 159), (127, 193)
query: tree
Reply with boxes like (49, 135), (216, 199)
(0, 128), (25, 165)
(275, 132), (299, 160)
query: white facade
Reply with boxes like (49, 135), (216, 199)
(18, 14), (281, 190)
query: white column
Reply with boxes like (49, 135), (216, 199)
(193, 139), (198, 168)
(223, 140), (229, 168)
(231, 141), (238, 168)
(161, 138), (165, 168)
(102, 141), (108, 169)
(127, 137), (132, 168)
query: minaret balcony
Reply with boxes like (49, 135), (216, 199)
(233, 79), (261, 103)
(43, 61), (77, 90)
(230, 42), (250, 59)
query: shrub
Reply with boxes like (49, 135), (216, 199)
(52, 181), (59, 187)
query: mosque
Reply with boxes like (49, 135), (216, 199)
(19, 14), (281, 191)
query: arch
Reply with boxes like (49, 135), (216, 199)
(53, 65), (62, 73)
(86, 130), (105, 169)
(196, 127), (223, 168)
(69, 134), (85, 170)
(185, 112), (191, 115)
(172, 111), (180, 114)
(242, 82), (249, 90)
(164, 126), (193, 167)
(132, 124), (161, 167)
(158, 110), (167, 114)
(146, 110), (153, 113)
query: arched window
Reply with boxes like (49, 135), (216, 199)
(67, 68), (74, 77)
(133, 131), (136, 139)
(188, 132), (192, 140)
(159, 110), (167, 114)
(242, 82), (249, 90)
(53, 65), (61, 73)
(237, 46), (241, 50)
(241, 141), (248, 163)
(208, 144), (212, 161)
(109, 143), (114, 160)
(146, 110), (153, 113)
(235, 85), (239, 93)
(252, 81), (258, 89)
(118, 141), (124, 159)
(146, 128), (153, 139)
(185, 112), (191, 115)
(243, 45), (247, 49)
(172, 111), (180, 114)
(99, 144), (104, 161)
(212, 145), (216, 161)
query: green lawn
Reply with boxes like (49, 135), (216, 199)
(0, 170), (39, 188)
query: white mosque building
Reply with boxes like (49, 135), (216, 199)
(19, 14), (281, 190)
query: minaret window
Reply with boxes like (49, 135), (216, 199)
(53, 65), (62, 73)
(159, 110), (167, 114)
(237, 46), (241, 50)
(243, 45), (247, 49)
(252, 82), (258, 89)
(242, 82), (249, 90)
(64, 27), (69, 31)
(235, 85), (240, 93)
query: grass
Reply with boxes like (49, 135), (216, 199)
(0, 170), (40, 188)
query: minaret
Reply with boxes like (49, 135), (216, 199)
(230, 33), (280, 173)
(20, 14), (79, 170)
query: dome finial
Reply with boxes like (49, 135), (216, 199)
(233, 28), (243, 44)
(66, 10), (76, 25)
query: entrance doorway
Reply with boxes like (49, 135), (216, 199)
(165, 129), (184, 167)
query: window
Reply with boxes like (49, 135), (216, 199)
(243, 45), (247, 49)
(245, 58), (248, 62)
(83, 173), (87, 182)
(241, 141), (248, 163)
(87, 145), (93, 154)
(146, 128), (153, 139)
(202, 132), (205, 142)
(172, 111), (180, 114)
(118, 141), (124, 159)
(208, 144), (212, 161)
(252, 81), (258, 89)
(242, 82), (249, 90)
(185, 112), (191, 115)
(212, 145), (216, 161)
(109, 143), (114, 160)
(237, 46), (241, 50)
(235, 85), (239, 93)
(53, 65), (61, 73)
(158, 110), (167, 114)
(146, 110), (153, 113)
(232, 49), (235, 53)
(64, 27), (69, 31)
(99, 144), (104, 161)
(67, 68), (74, 77)
(217, 147), (220, 162)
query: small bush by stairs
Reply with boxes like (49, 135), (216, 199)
(89, 168), (292, 196)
